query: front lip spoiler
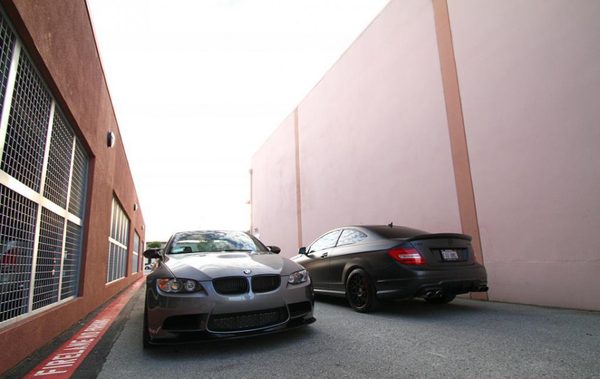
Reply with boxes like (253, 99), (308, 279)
(146, 317), (316, 345)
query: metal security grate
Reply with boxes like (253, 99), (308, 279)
(0, 184), (37, 322)
(0, 11), (90, 324)
(68, 140), (88, 217)
(107, 243), (128, 283)
(43, 110), (74, 208)
(33, 208), (64, 310)
(61, 221), (81, 299)
(107, 198), (129, 283)
(1, 52), (52, 192)
(0, 14), (15, 116)
(132, 232), (140, 273)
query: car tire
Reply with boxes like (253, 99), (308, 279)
(345, 268), (379, 313)
(425, 293), (456, 304)
(143, 300), (152, 349)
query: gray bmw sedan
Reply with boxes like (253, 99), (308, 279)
(142, 230), (315, 347)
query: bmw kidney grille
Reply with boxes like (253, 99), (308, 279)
(212, 275), (281, 295)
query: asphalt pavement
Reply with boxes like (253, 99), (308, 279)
(92, 287), (600, 379)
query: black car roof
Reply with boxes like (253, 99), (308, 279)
(353, 225), (429, 239)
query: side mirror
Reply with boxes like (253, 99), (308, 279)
(267, 246), (281, 254)
(298, 247), (307, 255)
(143, 248), (161, 259)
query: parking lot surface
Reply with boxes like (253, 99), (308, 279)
(89, 287), (600, 379)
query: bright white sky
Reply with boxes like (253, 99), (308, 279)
(86, 0), (388, 242)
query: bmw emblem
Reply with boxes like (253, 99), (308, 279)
(243, 269), (252, 275)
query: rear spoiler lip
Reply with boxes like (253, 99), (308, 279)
(405, 233), (472, 242)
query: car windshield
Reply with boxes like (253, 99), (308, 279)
(167, 231), (268, 254)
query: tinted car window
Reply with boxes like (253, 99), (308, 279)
(168, 231), (267, 253)
(366, 225), (427, 239)
(337, 229), (367, 247)
(310, 230), (342, 252)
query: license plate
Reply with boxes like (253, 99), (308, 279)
(441, 249), (459, 261)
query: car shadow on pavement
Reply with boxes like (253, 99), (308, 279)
(141, 325), (318, 359)
(314, 294), (491, 320)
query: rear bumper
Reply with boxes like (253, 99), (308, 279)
(375, 265), (488, 300)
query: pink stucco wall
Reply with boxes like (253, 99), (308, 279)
(251, 113), (299, 258)
(251, 0), (599, 310)
(296, 0), (461, 245)
(448, 0), (600, 310)
(252, 0), (462, 249)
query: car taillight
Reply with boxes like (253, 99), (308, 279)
(388, 247), (425, 265)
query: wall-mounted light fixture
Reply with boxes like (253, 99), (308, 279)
(133, 203), (138, 211)
(107, 131), (116, 148)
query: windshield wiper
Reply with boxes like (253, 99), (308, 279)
(221, 249), (254, 252)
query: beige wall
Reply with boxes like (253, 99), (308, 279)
(253, 0), (462, 250)
(251, 113), (299, 258)
(297, 0), (461, 246)
(251, 0), (600, 311)
(448, 0), (600, 310)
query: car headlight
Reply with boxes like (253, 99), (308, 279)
(288, 269), (309, 285)
(157, 278), (204, 293)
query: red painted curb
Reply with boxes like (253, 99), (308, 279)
(24, 278), (144, 378)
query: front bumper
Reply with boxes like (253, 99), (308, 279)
(145, 277), (314, 343)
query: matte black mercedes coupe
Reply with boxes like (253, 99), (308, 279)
(142, 230), (315, 346)
(292, 225), (488, 312)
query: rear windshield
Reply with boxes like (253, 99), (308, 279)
(366, 225), (427, 239)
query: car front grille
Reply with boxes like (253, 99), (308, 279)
(213, 277), (248, 295)
(251, 275), (281, 293)
(212, 275), (282, 295)
(207, 307), (289, 332)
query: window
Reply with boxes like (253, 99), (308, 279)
(107, 198), (129, 283)
(168, 231), (267, 254)
(0, 12), (89, 324)
(132, 232), (140, 274)
(337, 229), (368, 247)
(309, 230), (342, 252)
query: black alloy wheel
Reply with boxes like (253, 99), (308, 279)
(345, 268), (378, 313)
(425, 293), (456, 304)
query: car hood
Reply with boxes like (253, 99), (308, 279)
(162, 252), (303, 281)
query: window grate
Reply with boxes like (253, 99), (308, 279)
(132, 232), (140, 273)
(61, 221), (82, 299)
(107, 198), (129, 283)
(0, 11), (89, 324)
(68, 140), (88, 217)
(0, 184), (37, 322)
(0, 14), (16, 116)
(1, 52), (52, 192)
(43, 110), (74, 208)
(33, 208), (63, 310)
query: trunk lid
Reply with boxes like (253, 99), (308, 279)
(401, 233), (475, 267)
